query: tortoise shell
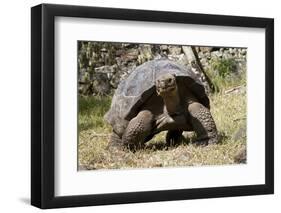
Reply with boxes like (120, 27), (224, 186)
(104, 59), (209, 135)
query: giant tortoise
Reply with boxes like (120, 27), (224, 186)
(104, 59), (218, 149)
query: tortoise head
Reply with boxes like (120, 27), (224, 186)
(155, 73), (178, 97)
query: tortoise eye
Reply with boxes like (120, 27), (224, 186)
(168, 78), (172, 83)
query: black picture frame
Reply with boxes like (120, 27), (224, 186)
(31, 3), (274, 209)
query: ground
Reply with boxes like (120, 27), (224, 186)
(78, 84), (246, 170)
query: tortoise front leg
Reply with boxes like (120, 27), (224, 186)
(122, 110), (154, 150)
(187, 102), (218, 145)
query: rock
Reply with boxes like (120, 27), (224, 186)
(240, 48), (247, 55)
(138, 45), (153, 64)
(198, 51), (204, 59)
(199, 47), (213, 53)
(122, 43), (136, 48)
(168, 45), (182, 55)
(160, 45), (168, 51)
(121, 48), (139, 62)
(204, 51), (211, 60)
(78, 68), (87, 83)
(95, 65), (112, 74)
(91, 73), (111, 95)
(228, 48), (234, 54)
(200, 58), (208, 67)
(167, 54), (188, 66)
(159, 45), (169, 56)
(115, 49), (125, 57)
(176, 54), (189, 66)
(100, 48), (107, 52)
(215, 51), (223, 58)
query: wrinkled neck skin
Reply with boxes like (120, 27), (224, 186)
(161, 89), (181, 115)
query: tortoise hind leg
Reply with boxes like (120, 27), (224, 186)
(122, 110), (154, 150)
(187, 102), (218, 145)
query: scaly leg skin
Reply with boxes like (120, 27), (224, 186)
(166, 130), (183, 146)
(122, 110), (154, 150)
(187, 102), (218, 145)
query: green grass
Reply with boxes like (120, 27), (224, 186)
(78, 85), (246, 170)
(79, 95), (112, 132)
(206, 58), (246, 93)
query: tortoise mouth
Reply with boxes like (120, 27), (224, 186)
(156, 73), (177, 96)
(157, 85), (177, 95)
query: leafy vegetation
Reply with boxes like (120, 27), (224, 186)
(206, 58), (246, 93)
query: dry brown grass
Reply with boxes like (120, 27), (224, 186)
(78, 87), (246, 170)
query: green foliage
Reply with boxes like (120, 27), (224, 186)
(212, 58), (236, 78)
(207, 58), (246, 93)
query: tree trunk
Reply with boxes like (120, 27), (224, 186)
(182, 46), (215, 93)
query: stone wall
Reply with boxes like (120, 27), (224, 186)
(78, 42), (247, 96)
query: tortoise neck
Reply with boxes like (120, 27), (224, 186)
(161, 89), (181, 115)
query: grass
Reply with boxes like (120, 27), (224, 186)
(79, 95), (112, 132)
(78, 81), (247, 170)
(206, 58), (246, 93)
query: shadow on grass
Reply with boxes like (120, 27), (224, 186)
(145, 141), (168, 151)
(143, 130), (229, 151)
(79, 95), (112, 132)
